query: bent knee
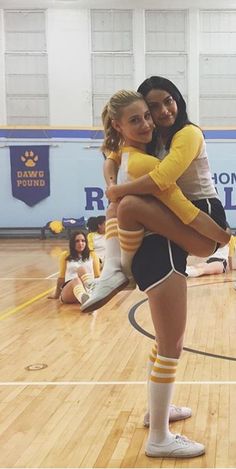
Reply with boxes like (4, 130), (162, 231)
(106, 201), (118, 219)
(118, 195), (139, 216)
(192, 241), (217, 258)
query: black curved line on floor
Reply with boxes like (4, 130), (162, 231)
(128, 280), (236, 362)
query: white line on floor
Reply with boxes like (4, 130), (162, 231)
(0, 381), (236, 386)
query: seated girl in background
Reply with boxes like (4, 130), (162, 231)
(187, 234), (235, 277)
(48, 230), (100, 305)
(87, 215), (106, 268)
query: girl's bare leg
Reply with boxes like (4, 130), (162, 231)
(81, 191), (226, 312)
(118, 195), (217, 258)
(81, 194), (218, 312)
(145, 273), (205, 457)
(147, 273), (187, 358)
(77, 265), (95, 289)
(80, 201), (128, 312)
(60, 278), (87, 304)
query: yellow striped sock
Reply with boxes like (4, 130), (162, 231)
(80, 272), (94, 289)
(105, 218), (118, 240)
(149, 341), (158, 363)
(73, 284), (86, 303)
(118, 227), (144, 252)
(150, 354), (178, 384)
(118, 227), (144, 280)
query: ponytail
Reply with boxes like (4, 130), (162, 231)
(101, 104), (122, 153)
(101, 90), (144, 154)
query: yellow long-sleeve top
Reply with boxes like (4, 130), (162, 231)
(59, 250), (100, 281)
(149, 125), (217, 200)
(87, 231), (105, 262)
(229, 235), (236, 258)
(108, 144), (200, 225)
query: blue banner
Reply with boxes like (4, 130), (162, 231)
(10, 146), (50, 207)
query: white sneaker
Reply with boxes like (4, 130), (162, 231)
(143, 404), (192, 427)
(80, 292), (90, 305)
(145, 434), (205, 458)
(80, 270), (129, 313)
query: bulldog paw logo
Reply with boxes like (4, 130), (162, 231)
(21, 150), (38, 167)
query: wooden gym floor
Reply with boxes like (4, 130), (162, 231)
(0, 238), (236, 469)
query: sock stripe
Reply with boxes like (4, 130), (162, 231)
(106, 223), (118, 231)
(149, 354), (156, 363)
(73, 284), (85, 294)
(149, 343), (158, 362)
(106, 219), (118, 229)
(80, 273), (94, 289)
(119, 242), (142, 251)
(155, 357), (178, 367)
(118, 227), (144, 237)
(154, 362), (177, 370)
(150, 375), (176, 384)
(106, 219), (118, 239)
(150, 354), (178, 383)
(152, 366), (177, 375)
(81, 273), (92, 280)
(118, 228), (144, 253)
(106, 229), (118, 239)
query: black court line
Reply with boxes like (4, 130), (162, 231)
(128, 280), (236, 362)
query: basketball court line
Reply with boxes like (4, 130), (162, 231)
(0, 381), (235, 386)
(0, 271), (59, 280)
(0, 287), (54, 321)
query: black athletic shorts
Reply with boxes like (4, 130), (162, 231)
(132, 197), (227, 292)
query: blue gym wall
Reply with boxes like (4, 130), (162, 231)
(0, 127), (235, 228)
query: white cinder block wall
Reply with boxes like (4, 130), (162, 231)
(1, 0), (236, 126)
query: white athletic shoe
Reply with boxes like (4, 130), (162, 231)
(143, 404), (192, 427)
(80, 270), (129, 313)
(80, 292), (90, 305)
(145, 434), (205, 458)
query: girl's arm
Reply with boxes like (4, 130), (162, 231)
(103, 157), (119, 187)
(48, 277), (65, 299)
(189, 212), (230, 246)
(149, 126), (203, 191)
(106, 181), (230, 245)
(106, 174), (155, 200)
(48, 250), (67, 299)
(107, 126), (202, 197)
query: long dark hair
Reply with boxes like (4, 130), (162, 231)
(66, 230), (90, 262)
(87, 216), (98, 232)
(137, 76), (193, 151)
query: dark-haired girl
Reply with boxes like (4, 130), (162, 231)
(82, 79), (230, 458)
(49, 231), (100, 305)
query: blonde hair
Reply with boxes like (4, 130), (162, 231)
(101, 89), (144, 153)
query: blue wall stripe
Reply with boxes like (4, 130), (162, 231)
(0, 128), (236, 140)
(0, 129), (104, 139)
